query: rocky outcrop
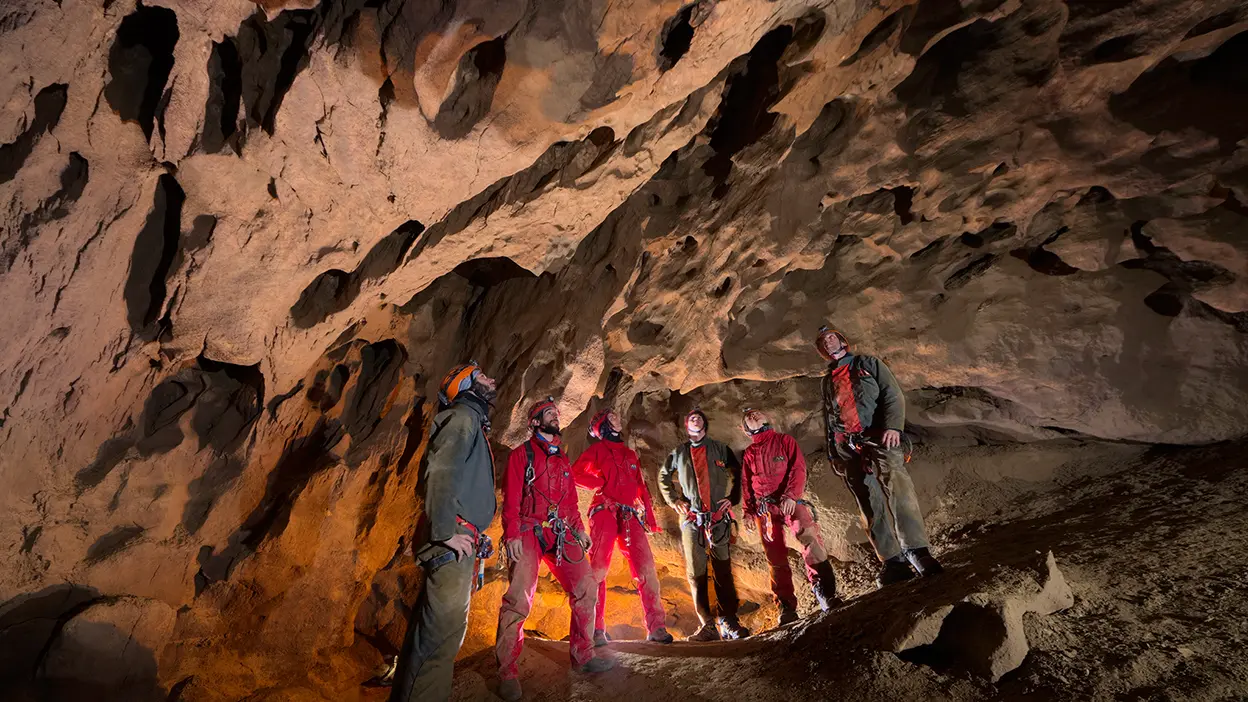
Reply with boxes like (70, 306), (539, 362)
(0, 0), (1245, 699)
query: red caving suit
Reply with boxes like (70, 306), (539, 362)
(741, 428), (831, 610)
(572, 438), (667, 634)
(495, 435), (596, 680)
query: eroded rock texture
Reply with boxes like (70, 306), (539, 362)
(1, 0), (1246, 699)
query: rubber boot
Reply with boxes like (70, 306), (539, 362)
(906, 547), (944, 577)
(687, 622), (720, 642)
(647, 627), (674, 644)
(777, 604), (799, 627)
(580, 657), (615, 673)
(499, 678), (523, 701)
(877, 555), (917, 588)
(810, 560), (841, 612)
(593, 629), (611, 647)
(718, 616), (751, 640)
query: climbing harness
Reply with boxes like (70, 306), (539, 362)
(535, 504), (590, 566)
(845, 432), (914, 464)
(422, 516), (494, 592)
(518, 437), (589, 566)
(589, 501), (646, 547)
(687, 503), (737, 547)
(755, 496), (815, 541)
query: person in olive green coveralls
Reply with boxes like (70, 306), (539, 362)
(658, 409), (751, 641)
(816, 327), (944, 588)
(388, 363), (498, 702)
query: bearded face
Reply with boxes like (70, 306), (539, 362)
(471, 374), (498, 404)
(534, 407), (561, 436)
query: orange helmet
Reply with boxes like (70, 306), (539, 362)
(439, 362), (481, 406)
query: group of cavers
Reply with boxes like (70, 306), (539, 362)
(382, 327), (945, 701)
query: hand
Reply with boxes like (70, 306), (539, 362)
(780, 497), (797, 517)
(505, 538), (524, 562)
(882, 429), (902, 449)
(716, 499), (732, 513)
(674, 500), (690, 519)
(441, 533), (475, 561)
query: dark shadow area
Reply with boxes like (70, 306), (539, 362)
(434, 36), (506, 140)
(703, 25), (793, 198)
(291, 220), (425, 328)
(202, 38), (243, 153)
(105, 3), (178, 140)
(1109, 30), (1248, 152)
(658, 4), (696, 72)
(0, 83), (68, 186)
(123, 174), (184, 340)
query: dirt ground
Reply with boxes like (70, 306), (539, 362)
(427, 441), (1248, 701)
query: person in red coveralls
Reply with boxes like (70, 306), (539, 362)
(573, 409), (674, 645)
(741, 408), (840, 627)
(494, 398), (613, 701)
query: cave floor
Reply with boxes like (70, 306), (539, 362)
(416, 442), (1248, 702)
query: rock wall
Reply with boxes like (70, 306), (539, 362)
(0, 0), (1245, 699)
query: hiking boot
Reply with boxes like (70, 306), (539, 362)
(579, 656), (615, 674)
(362, 656), (396, 687)
(499, 677), (523, 701)
(593, 629), (611, 647)
(777, 605), (799, 627)
(811, 560), (841, 612)
(877, 555), (917, 588)
(718, 616), (751, 640)
(906, 547), (944, 577)
(687, 622), (720, 642)
(647, 627), (674, 644)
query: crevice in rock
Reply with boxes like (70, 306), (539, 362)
(84, 525), (146, 564)
(0, 83), (68, 185)
(191, 354), (265, 453)
(291, 269), (356, 328)
(944, 253), (997, 290)
(433, 36), (506, 140)
(892, 185), (916, 225)
(203, 38), (242, 154)
(74, 429), (136, 494)
(105, 3), (179, 140)
(238, 417), (344, 551)
(703, 24), (794, 198)
(452, 256), (536, 288)
(960, 221), (1016, 248)
(1085, 33), (1145, 64)
(1109, 29), (1248, 152)
(291, 220), (424, 328)
(181, 457), (246, 535)
(309, 363), (351, 412)
(266, 380), (305, 419)
(1185, 8), (1244, 39)
(395, 394), (427, 477)
(657, 4), (696, 72)
(376, 77), (395, 155)
(1121, 220), (1240, 327)
(20, 525), (42, 554)
(237, 8), (322, 137)
(1011, 226), (1079, 276)
(124, 174), (185, 339)
(342, 339), (406, 448)
(841, 7), (911, 67)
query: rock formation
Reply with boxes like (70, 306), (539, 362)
(0, 0), (1245, 699)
